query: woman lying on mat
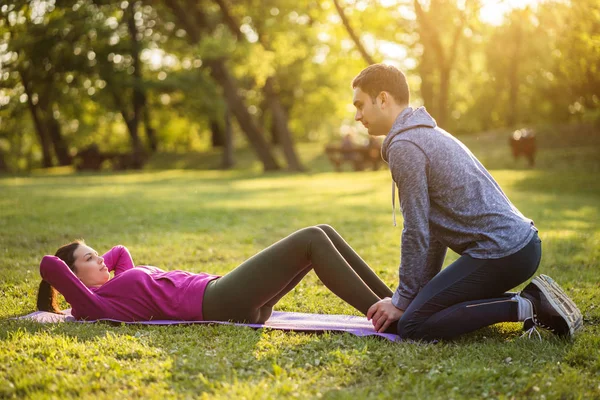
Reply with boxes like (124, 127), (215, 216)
(38, 225), (395, 330)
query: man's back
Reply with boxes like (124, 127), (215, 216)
(382, 107), (536, 259)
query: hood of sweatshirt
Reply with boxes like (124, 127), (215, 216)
(380, 106), (437, 226)
(381, 106), (437, 163)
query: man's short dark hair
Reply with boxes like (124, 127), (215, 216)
(351, 64), (410, 105)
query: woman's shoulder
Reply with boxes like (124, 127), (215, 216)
(111, 265), (165, 275)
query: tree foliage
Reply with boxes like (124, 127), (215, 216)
(0, 0), (598, 171)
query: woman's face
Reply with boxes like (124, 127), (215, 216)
(72, 244), (110, 287)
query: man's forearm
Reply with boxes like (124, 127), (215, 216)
(392, 233), (447, 310)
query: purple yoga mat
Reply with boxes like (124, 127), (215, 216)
(16, 310), (400, 342)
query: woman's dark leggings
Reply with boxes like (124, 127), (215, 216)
(202, 225), (394, 323)
(397, 234), (542, 341)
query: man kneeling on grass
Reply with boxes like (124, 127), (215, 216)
(351, 64), (583, 340)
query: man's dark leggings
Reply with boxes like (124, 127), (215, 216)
(397, 233), (542, 341)
(202, 225), (393, 323)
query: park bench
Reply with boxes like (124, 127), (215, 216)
(325, 144), (383, 172)
(74, 144), (147, 171)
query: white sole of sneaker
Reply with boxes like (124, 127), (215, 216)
(531, 274), (583, 336)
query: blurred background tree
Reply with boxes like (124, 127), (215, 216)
(0, 0), (598, 172)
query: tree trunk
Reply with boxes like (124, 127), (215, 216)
(210, 118), (225, 147)
(270, 123), (278, 146)
(34, 86), (72, 166)
(264, 77), (304, 171)
(127, 1), (146, 167)
(507, 19), (523, 127)
(28, 105), (53, 168)
(211, 0), (302, 170)
(124, 113), (145, 168)
(34, 88), (72, 166)
(128, 1), (157, 153)
(438, 66), (451, 129)
(164, 0), (279, 171)
(0, 148), (8, 171)
(144, 108), (158, 152)
(207, 59), (280, 170)
(212, 0), (244, 41)
(123, 113), (140, 149)
(419, 46), (435, 114)
(333, 0), (376, 65)
(45, 105), (72, 166)
(106, 81), (144, 168)
(413, 0), (467, 128)
(222, 105), (234, 169)
(19, 71), (53, 168)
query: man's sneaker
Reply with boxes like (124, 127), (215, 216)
(519, 274), (583, 337)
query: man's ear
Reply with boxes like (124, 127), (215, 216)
(378, 91), (389, 108)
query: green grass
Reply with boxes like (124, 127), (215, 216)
(1, 124), (599, 399)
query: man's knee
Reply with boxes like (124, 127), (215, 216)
(396, 312), (423, 339)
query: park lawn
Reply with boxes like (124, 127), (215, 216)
(0, 127), (599, 399)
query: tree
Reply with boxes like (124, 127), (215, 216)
(412, 0), (479, 128)
(82, 0), (160, 167)
(1, 2), (75, 167)
(214, 0), (304, 171)
(551, 0), (600, 120)
(332, 0), (376, 65)
(164, 0), (280, 171)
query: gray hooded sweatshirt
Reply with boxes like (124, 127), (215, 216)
(381, 107), (537, 310)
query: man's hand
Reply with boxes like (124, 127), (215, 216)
(367, 298), (404, 333)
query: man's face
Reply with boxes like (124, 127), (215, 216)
(353, 87), (386, 136)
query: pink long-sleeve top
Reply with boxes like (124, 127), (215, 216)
(39, 245), (220, 321)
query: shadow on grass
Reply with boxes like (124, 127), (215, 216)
(511, 170), (600, 196)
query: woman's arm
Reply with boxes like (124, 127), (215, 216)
(102, 245), (135, 276)
(39, 256), (103, 315)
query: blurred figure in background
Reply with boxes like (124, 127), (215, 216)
(509, 128), (537, 167)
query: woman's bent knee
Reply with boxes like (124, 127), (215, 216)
(246, 306), (273, 324)
(316, 224), (335, 234)
(234, 308), (262, 324)
(257, 306), (273, 323)
(295, 226), (328, 242)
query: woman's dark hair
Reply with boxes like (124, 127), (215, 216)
(37, 240), (84, 314)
